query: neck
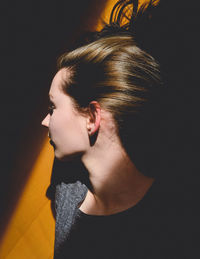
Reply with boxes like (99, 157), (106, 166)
(80, 139), (154, 215)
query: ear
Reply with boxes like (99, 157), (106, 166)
(86, 101), (101, 136)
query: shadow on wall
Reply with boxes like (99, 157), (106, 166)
(0, 0), (108, 242)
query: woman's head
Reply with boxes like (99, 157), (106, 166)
(42, 1), (165, 174)
(42, 64), (122, 163)
(56, 36), (163, 165)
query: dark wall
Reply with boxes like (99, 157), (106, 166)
(0, 0), (107, 239)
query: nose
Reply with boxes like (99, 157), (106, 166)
(41, 114), (50, 127)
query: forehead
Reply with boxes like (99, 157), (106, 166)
(49, 68), (71, 98)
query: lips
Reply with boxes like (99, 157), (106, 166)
(48, 132), (56, 148)
(49, 139), (53, 145)
(49, 138), (55, 147)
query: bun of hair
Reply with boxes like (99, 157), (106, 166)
(97, 1), (157, 47)
(76, 1), (161, 60)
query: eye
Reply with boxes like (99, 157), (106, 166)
(48, 102), (55, 115)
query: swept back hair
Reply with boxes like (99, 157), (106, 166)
(57, 0), (166, 176)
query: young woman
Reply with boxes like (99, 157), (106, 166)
(42, 1), (191, 258)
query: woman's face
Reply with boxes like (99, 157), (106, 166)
(41, 69), (89, 161)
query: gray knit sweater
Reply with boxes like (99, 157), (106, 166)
(54, 181), (87, 256)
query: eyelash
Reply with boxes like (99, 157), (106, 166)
(48, 103), (55, 115)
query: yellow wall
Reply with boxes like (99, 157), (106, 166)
(0, 138), (55, 258)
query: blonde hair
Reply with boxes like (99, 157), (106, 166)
(58, 35), (161, 116)
(57, 35), (163, 174)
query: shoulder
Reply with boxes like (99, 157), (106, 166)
(54, 181), (88, 253)
(55, 181), (88, 216)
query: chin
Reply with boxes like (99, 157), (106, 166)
(54, 150), (66, 161)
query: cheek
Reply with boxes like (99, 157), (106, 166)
(48, 115), (58, 134)
(63, 116), (87, 144)
(48, 113), (65, 142)
(49, 112), (88, 147)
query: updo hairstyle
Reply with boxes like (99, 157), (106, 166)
(56, 0), (165, 176)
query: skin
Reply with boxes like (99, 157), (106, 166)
(42, 68), (154, 216)
(42, 68), (89, 161)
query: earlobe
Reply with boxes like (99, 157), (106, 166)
(87, 101), (101, 136)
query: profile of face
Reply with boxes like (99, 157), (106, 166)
(41, 69), (90, 161)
